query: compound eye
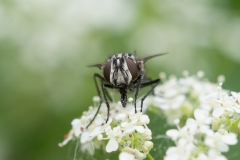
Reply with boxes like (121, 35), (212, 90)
(125, 58), (138, 81)
(103, 60), (112, 83)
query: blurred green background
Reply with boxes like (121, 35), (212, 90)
(1, 0), (240, 159)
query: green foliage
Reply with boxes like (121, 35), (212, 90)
(1, 1), (240, 160)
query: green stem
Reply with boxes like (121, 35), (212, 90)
(147, 153), (154, 160)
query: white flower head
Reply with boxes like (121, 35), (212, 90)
(60, 72), (240, 159)
(59, 98), (153, 158)
(153, 72), (221, 124)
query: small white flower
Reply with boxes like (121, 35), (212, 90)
(204, 130), (237, 152)
(173, 119), (180, 125)
(84, 118), (112, 142)
(140, 114), (150, 124)
(197, 70), (204, 78)
(231, 91), (240, 104)
(166, 125), (193, 141)
(165, 140), (194, 160)
(218, 129), (228, 135)
(128, 97), (134, 103)
(135, 150), (146, 159)
(121, 119), (144, 134)
(81, 141), (94, 156)
(153, 95), (186, 113)
(106, 138), (119, 153)
(197, 149), (227, 160)
(119, 152), (135, 160)
(212, 106), (225, 118)
(58, 130), (74, 147)
(207, 86), (240, 119)
(166, 129), (179, 141)
(221, 133), (238, 145)
(186, 109), (211, 133)
(218, 75), (225, 83)
(81, 131), (90, 143)
(92, 96), (100, 102)
(97, 134), (103, 140)
(159, 72), (166, 79)
(183, 70), (189, 77)
(144, 141), (153, 150)
(154, 78), (178, 98)
(71, 118), (85, 136)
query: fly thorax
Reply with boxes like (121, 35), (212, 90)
(110, 58), (132, 85)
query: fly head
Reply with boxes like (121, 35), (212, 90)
(103, 53), (139, 86)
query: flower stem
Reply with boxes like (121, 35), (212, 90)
(147, 153), (154, 160)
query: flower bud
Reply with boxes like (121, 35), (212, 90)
(81, 116), (88, 122)
(118, 139), (125, 146)
(93, 96), (100, 102)
(183, 70), (189, 77)
(217, 75), (225, 83)
(97, 134), (103, 140)
(136, 150), (146, 159)
(173, 119), (180, 125)
(122, 147), (137, 155)
(128, 97), (133, 103)
(144, 128), (152, 136)
(142, 145), (149, 153)
(159, 72), (166, 79)
(143, 135), (152, 141)
(144, 141), (153, 149)
(197, 70), (204, 78)
(218, 129), (228, 135)
(140, 115), (150, 124)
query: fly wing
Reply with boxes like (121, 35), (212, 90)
(141, 52), (168, 63)
(87, 63), (105, 70)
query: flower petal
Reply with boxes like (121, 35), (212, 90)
(89, 126), (103, 139)
(194, 109), (208, 120)
(166, 129), (179, 140)
(217, 142), (229, 152)
(135, 126), (144, 133)
(212, 107), (224, 117)
(221, 133), (238, 145)
(231, 92), (238, 98)
(119, 152), (135, 160)
(81, 132), (90, 143)
(106, 138), (119, 153)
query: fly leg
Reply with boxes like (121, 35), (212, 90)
(134, 74), (144, 113)
(139, 79), (160, 112)
(86, 73), (111, 128)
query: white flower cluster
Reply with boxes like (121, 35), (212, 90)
(165, 109), (237, 160)
(153, 71), (220, 124)
(208, 86), (240, 134)
(59, 98), (153, 160)
(151, 71), (239, 160)
(59, 71), (239, 160)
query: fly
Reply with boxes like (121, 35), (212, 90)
(87, 51), (167, 128)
